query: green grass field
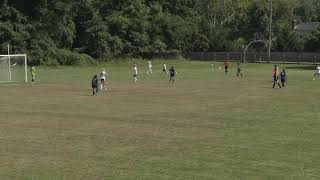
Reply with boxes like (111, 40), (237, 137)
(1, 61), (320, 180)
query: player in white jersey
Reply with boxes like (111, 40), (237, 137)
(133, 64), (138, 83)
(313, 65), (320, 80)
(100, 68), (107, 91)
(162, 63), (168, 77)
(147, 61), (153, 75)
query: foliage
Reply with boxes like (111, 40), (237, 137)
(0, 0), (319, 65)
(305, 29), (320, 52)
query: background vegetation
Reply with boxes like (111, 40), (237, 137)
(1, 0), (320, 65)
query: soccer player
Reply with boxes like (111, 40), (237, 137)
(30, 65), (36, 82)
(211, 63), (214, 72)
(147, 61), (153, 75)
(273, 65), (282, 88)
(280, 69), (287, 87)
(162, 63), (168, 77)
(169, 65), (176, 83)
(236, 62), (243, 77)
(133, 64), (138, 83)
(100, 68), (107, 91)
(313, 65), (320, 80)
(91, 75), (99, 95)
(224, 60), (230, 75)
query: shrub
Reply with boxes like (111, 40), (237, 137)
(55, 49), (95, 65)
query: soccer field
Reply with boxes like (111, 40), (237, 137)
(1, 61), (320, 180)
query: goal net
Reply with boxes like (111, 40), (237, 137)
(0, 54), (28, 83)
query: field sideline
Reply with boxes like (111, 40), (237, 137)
(0, 61), (320, 180)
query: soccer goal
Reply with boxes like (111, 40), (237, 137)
(0, 54), (28, 83)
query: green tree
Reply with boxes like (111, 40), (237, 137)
(305, 29), (320, 52)
(0, 5), (29, 54)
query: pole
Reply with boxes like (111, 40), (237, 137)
(8, 44), (12, 81)
(268, 0), (272, 63)
(241, 45), (245, 63)
(24, 54), (28, 83)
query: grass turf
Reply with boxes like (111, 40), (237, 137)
(0, 61), (320, 180)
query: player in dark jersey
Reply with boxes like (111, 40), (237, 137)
(91, 75), (99, 95)
(280, 69), (287, 87)
(169, 65), (176, 83)
(224, 60), (230, 75)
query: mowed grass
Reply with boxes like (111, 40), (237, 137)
(0, 61), (320, 180)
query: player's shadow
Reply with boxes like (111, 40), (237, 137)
(81, 94), (95, 97)
(285, 66), (315, 70)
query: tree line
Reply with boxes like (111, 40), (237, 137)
(0, 0), (320, 65)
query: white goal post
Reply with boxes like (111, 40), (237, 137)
(0, 54), (28, 83)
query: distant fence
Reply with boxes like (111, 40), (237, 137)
(183, 52), (320, 64)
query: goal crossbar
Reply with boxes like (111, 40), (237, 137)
(0, 54), (27, 57)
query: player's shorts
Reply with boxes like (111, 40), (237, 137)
(163, 69), (167, 72)
(225, 66), (229, 70)
(273, 75), (279, 82)
(133, 74), (137, 78)
(281, 79), (286, 83)
(100, 79), (105, 82)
